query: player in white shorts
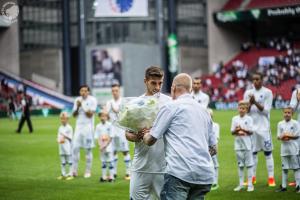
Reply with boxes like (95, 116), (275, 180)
(72, 85), (97, 178)
(231, 101), (254, 192)
(243, 72), (275, 187)
(289, 87), (300, 186)
(208, 109), (220, 190)
(276, 107), (300, 193)
(57, 112), (73, 180)
(95, 111), (115, 182)
(105, 84), (131, 180)
(126, 66), (171, 200)
(191, 77), (210, 108)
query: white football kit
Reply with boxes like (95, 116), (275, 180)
(290, 89), (300, 151)
(231, 115), (254, 167)
(244, 86), (273, 152)
(277, 119), (300, 170)
(130, 93), (171, 200)
(58, 124), (73, 155)
(106, 98), (129, 152)
(95, 121), (115, 162)
(192, 90), (210, 108)
(72, 95), (97, 149)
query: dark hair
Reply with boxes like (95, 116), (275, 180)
(79, 84), (90, 91)
(252, 72), (264, 80)
(145, 66), (164, 80)
(111, 84), (120, 88)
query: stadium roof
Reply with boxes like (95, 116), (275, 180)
(214, 0), (300, 23)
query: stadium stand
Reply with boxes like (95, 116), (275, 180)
(0, 69), (73, 112)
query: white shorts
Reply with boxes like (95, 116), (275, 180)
(252, 132), (273, 152)
(73, 125), (94, 149)
(130, 171), (164, 200)
(282, 155), (300, 170)
(212, 155), (219, 168)
(113, 134), (129, 152)
(101, 151), (114, 163)
(236, 150), (254, 167)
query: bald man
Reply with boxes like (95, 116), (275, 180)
(143, 73), (216, 200)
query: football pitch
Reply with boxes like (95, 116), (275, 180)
(0, 110), (299, 200)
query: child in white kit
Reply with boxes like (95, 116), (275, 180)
(276, 106), (300, 193)
(208, 109), (220, 190)
(57, 112), (73, 180)
(231, 101), (254, 192)
(95, 111), (115, 182)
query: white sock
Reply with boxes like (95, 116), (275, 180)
(113, 153), (118, 175)
(266, 154), (274, 178)
(85, 149), (93, 173)
(214, 167), (219, 185)
(238, 167), (244, 186)
(60, 155), (66, 176)
(101, 162), (107, 179)
(108, 161), (114, 179)
(247, 166), (253, 187)
(295, 169), (300, 187)
(282, 169), (288, 188)
(124, 153), (131, 175)
(66, 155), (73, 176)
(72, 147), (80, 174)
(253, 153), (258, 178)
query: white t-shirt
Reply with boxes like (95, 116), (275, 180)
(192, 90), (210, 108)
(213, 122), (220, 143)
(106, 98), (124, 137)
(57, 124), (73, 155)
(131, 93), (171, 173)
(290, 89), (300, 122)
(95, 121), (115, 153)
(243, 86), (273, 134)
(73, 95), (97, 127)
(277, 119), (300, 156)
(150, 94), (215, 184)
(231, 115), (253, 151)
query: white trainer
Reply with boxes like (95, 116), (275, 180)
(84, 172), (91, 178)
(234, 185), (244, 192)
(247, 186), (254, 192)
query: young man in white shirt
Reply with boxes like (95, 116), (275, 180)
(72, 85), (97, 178)
(276, 107), (300, 193)
(231, 101), (254, 192)
(243, 72), (276, 187)
(125, 66), (171, 200)
(143, 73), (215, 200)
(191, 77), (210, 108)
(105, 84), (131, 180)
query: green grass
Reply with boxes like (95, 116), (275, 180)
(0, 110), (299, 200)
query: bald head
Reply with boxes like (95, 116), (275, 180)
(171, 73), (192, 99)
(173, 73), (192, 91)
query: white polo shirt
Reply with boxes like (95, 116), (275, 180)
(192, 90), (210, 108)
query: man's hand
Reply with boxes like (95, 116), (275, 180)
(85, 110), (94, 118)
(297, 90), (300, 102)
(77, 100), (81, 108)
(249, 95), (255, 104)
(209, 145), (217, 156)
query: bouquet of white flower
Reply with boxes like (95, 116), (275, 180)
(115, 96), (159, 133)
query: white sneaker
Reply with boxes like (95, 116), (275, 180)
(84, 172), (91, 178)
(234, 185), (244, 191)
(247, 186), (254, 192)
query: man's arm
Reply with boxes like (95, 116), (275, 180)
(143, 131), (157, 146)
(249, 95), (264, 112)
(73, 100), (81, 117)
